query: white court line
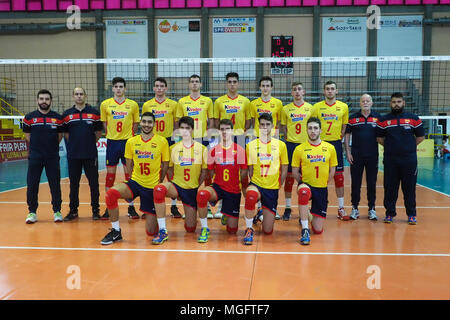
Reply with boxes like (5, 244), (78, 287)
(417, 183), (450, 197)
(0, 245), (448, 257)
(0, 201), (449, 209)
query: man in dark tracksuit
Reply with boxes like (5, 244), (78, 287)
(344, 94), (380, 221)
(62, 87), (103, 221)
(376, 92), (425, 225)
(23, 89), (63, 224)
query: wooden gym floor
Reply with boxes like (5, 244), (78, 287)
(0, 167), (449, 300)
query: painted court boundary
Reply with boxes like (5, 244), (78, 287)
(0, 246), (448, 257)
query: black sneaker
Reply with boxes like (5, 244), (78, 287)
(92, 210), (101, 221)
(63, 210), (79, 222)
(171, 205), (182, 218)
(127, 206), (140, 219)
(253, 209), (263, 225)
(101, 209), (109, 220)
(282, 208), (291, 221)
(100, 228), (122, 245)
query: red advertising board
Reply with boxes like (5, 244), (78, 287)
(0, 140), (28, 162)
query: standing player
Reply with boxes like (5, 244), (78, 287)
(213, 72), (251, 218)
(100, 77), (140, 219)
(100, 112), (169, 245)
(142, 77), (181, 218)
(312, 81), (349, 220)
(376, 92), (425, 225)
(62, 87), (103, 221)
(249, 76), (283, 220)
(279, 82), (314, 221)
(152, 117), (208, 245)
(23, 89), (64, 224)
(243, 113), (288, 245)
(196, 119), (248, 242)
(344, 94), (380, 221)
(291, 117), (337, 245)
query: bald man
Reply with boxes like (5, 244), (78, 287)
(344, 94), (381, 221)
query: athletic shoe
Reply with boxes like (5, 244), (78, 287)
(368, 209), (378, 221)
(275, 212), (281, 220)
(127, 206), (140, 219)
(384, 216), (394, 224)
(152, 229), (168, 245)
(282, 208), (291, 221)
(171, 205), (182, 218)
(92, 209), (101, 221)
(101, 209), (109, 220)
(338, 207), (350, 221)
(214, 211), (223, 219)
(100, 228), (122, 245)
(253, 209), (263, 225)
(63, 210), (79, 222)
(300, 228), (310, 246)
(207, 208), (214, 219)
(350, 207), (360, 220)
(408, 216), (417, 225)
(221, 214), (228, 226)
(25, 212), (37, 224)
(197, 227), (210, 243)
(243, 227), (254, 245)
(54, 211), (63, 223)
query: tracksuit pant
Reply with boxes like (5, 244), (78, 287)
(350, 154), (378, 210)
(27, 157), (62, 213)
(68, 157), (100, 213)
(383, 156), (417, 217)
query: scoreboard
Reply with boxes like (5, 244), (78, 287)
(271, 36), (293, 75)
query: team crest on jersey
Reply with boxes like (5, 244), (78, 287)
(321, 113), (338, 121)
(224, 105), (240, 113)
(387, 120), (391, 125)
(307, 154), (326, 163)
(33, 118), (37, 123)
(356, 118), (360, 123)
(135, 150), (154, 159)
(69, 114), (74, 119)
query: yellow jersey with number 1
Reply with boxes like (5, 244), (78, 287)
(100, 98), (140, 140)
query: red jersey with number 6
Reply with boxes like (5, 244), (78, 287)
(208, 143), (247, 194)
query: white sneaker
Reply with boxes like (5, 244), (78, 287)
(26, 212), (37, 224)
(207, 208), (213, 219)
(54, 211), (63, 223)
(368, 209), (378, 221)
(275, 212), (281, 220)
(350, 207), (360, 220)
(214, 212), (223, 219)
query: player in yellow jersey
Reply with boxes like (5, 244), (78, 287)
(280, 82), (314, 221)
(212, 72), (251, 219)
(312, 81), (349, 221)
(100, 77), (140, 219)
(243, 113), (288, 245)
(142, 77), (182, 218)
(291, 117), (337, 245)
(249, 76), (284, 220)
(152, 117), (208, 245)
(176, 74), (214, 146)
(100, 112), (169, 245)
(214, 72), (251, 148)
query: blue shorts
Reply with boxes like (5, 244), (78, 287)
(211, 183), (241, 219)
(308, 185), (328, 219)
(106, 139), (127, 167)
(328, 140), (344, 173)
(125, 179), (156, 215)
(250, 183), (279, 215)
(286, 141), (300, 173)
(172, 182), (198, 209)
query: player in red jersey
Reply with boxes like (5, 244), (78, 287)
(196, 119), (248, 242)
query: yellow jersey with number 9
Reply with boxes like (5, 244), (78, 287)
(280, 101), (314, 144)
(100, 98), (140, 140)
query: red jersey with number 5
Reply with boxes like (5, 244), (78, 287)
(208, 143), (247, 194)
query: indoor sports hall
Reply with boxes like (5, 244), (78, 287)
(0, 0), (449, 301)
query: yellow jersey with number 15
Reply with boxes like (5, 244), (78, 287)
(100, 98), (140, 140)
(124, 134), (170, 189)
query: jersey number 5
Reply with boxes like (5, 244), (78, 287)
(184, 168), (191, 181)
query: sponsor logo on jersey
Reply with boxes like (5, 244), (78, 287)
(258, 153), (273, 161)
(224, 105), (240, 113)
(112, 110), (128, 119)
(187, 106), (202, 116)
(152, 109), (168, 118)
(178, 156), (195, 166)
(290, 113), (307, 122)
(135, 150), (155, 159)
(257, 108), (272, 114)
(307, 154), (326, 163)
(321, 113), (338, 121)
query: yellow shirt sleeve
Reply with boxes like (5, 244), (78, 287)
(330, 144), (338, 168)
(162, 138), (170, 162)
(280, 141), (289, 165)
(207, 98), (214, 119)
(100, 100), (107, 122)
(213, 98), (220, 119)
(343, 104), (349, 125)
(124, 138), (133, 159)
(280, 107), (287, 126)
(176, 99), (184, 119)
(132, 101), (140, 123)
(169, 144), (175, 167)
(291, 145), (301, 168)
(202, 145), (208, 169)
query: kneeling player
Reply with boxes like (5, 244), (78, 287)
(243, 113), (288, 245)
(152, 116), (208, 245)
(100, 112), (169, 245)
(196, 119), (248, 242)
(291, 117), (337, 245)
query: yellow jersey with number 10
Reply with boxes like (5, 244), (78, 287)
(142, 98), (178, 138)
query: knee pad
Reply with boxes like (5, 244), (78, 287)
(146, 229), (158, 237)
(284, 175), (295, 193)
(154, 184), (167, 204)
(105, 188), (121, 210)
(105, 172), (116, 188)
(297, 185), (312, 205)
(311, 225), (323, 235)
(124, 173), (131, 182)
(184, 223), (196, 233)
(334, 173), (344, 188)
(226, 225), (238, 235)
(245, 190), (259, 211)
(196, 189), (211, 209)
(263, 228), (273, 235)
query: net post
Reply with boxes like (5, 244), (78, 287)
(95, 10), (105, 107)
